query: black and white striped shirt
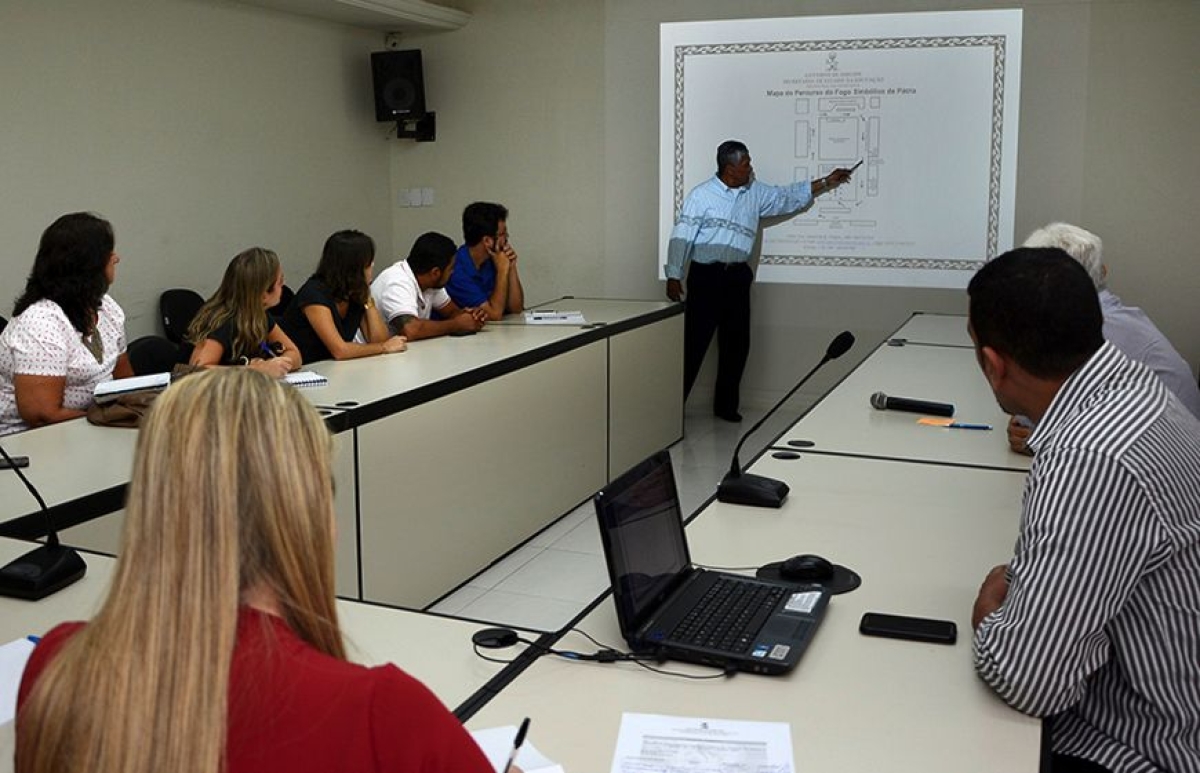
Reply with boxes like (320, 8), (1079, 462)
(974, 342), (1200, 773)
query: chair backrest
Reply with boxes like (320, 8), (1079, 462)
(269, 284), (294, 320)
(0, 315), (7, 335)
(126, 335), (182, 376)
(159, 289), (205, 344)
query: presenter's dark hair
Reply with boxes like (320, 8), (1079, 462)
(14, 212), (115, 336)
(461, 202), (508, 247)
(716, 140), (749, 174)
(968, 247), (1104, 379)
(406, 232), (458, 275)
(313, 230), (374, 306)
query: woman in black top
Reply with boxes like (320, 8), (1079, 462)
(280, 231), (406, 363)
(187, 248), (302, 379)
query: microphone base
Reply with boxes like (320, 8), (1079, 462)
(0, 543), (87, 601)
(717, 473), (790, 508)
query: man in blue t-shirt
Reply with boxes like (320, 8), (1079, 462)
(445, 202), (525, 320)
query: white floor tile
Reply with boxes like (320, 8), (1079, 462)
(527, 501), (592, 548)
(456, 589), (587, 632)
(493, 548), (609, 603)
(549, 518), (603, 555)
(468, 543), (544, 589)
(427, 584), (488, 616)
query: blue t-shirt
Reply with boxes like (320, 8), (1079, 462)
(444, 245), (496, 310)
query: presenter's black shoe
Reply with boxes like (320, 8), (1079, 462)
(714, 409), (743, 423)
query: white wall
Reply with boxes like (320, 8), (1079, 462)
(0, 0), (392, 339)
(400, 0), (1199, 408)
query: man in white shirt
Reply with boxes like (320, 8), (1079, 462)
(370, 232), (487, 341)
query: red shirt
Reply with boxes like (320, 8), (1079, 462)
(18, 607), (494, 773)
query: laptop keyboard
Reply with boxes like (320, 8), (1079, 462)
(670, 578), (786, 654)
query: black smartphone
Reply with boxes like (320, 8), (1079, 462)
(859, 612), (957, 645)
(0, 455), (31, 470)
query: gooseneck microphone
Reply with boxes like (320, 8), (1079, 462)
(718, 331), (855, 508)
(869, 391), (955, 418)
(0, 444), (87, 600)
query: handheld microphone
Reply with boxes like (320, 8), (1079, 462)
(717, 331), (855, 508)
(869, 391), (954, 417)
(0, 444), (87, 600)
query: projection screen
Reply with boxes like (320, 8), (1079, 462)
(659, 10), (1023, 288)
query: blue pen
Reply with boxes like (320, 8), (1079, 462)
(947, 422), (992, 431)
(27, 635), (41, 644)
(259, 341), (276, 359)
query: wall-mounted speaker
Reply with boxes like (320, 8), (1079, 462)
(371, 50), (426, 122)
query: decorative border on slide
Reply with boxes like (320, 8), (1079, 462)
(673, 35), (1008, 271)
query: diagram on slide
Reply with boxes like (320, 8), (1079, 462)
(659, 11), (1022, 289)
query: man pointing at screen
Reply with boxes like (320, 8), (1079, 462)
(665, 140), (855, 421)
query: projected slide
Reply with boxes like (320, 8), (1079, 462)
(659, 10), (1022, 288)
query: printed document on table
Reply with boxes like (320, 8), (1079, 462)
(611, 712), (793, 773)
(471, 725), (565, 773)
(1, 638), (36, 724)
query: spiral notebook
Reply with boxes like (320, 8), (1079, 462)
(283, 371), (328, 388)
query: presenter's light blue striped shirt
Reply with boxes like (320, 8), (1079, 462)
(664, 176), (814, 280)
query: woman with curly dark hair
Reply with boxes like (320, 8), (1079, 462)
(279, 230), (406, 363)
(0, 212), (132, 436)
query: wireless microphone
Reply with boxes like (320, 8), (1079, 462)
(869, 391), (954, 417)
(0, 445), (87, 600)
(718, 331), (856, 508)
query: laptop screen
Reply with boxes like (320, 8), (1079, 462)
(594, 451), (691, 638)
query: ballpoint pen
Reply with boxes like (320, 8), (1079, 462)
(502, 717), (530, 773)
(946, 422), (992, 431)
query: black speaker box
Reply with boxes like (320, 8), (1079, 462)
(371, 50), (426, 121)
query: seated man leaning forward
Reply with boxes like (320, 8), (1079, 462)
(371, 232), (487, 340)
(1006, 222), (1200, 453)
(967, 247), (1200, 773)
(444, 201), (524, 321)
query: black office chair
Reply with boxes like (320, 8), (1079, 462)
(0, 315), (7, 335)
(269, 284), (294, 320)
(126, 335), (182, 375)
(159, 289), (205, 345)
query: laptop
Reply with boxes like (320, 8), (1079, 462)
(594, 450), (830, 675)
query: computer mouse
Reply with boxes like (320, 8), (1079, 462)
(779, 553), (835, 582)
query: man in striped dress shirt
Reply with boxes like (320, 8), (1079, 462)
(967, 248), (1200, 773)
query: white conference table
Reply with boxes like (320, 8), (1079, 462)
(774, 323), (1030, 472)
(0, 299), (684, 612)
(468, 453), (1041, 772)
(0, 536), (533, 771)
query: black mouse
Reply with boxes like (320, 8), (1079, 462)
(779, 554), (835, 582)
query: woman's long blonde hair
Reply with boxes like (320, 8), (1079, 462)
(16, 369), (344, 773)
(187, 247), (280, 361)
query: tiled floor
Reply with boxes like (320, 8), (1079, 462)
(428, 399), (806, 631)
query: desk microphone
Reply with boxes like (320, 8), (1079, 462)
(0, 444), (87, 600)
(717, 331), (855, 508)
(869, 391), (954, 417)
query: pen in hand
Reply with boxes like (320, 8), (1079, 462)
(259, 341), (277, 359)
(502, 717), (530, 773)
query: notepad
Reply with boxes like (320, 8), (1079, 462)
(283, 371), (328, 388)
(93, 373), (171, 403)
(470, 726), (564, 773)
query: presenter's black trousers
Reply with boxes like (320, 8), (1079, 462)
(683, 261), (753, 417)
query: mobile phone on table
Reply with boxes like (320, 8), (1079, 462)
(859, 612), (957, 645)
